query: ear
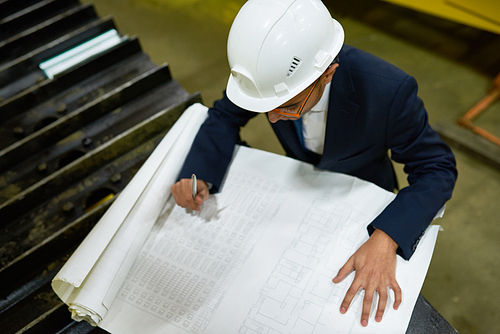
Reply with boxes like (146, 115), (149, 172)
(321, 63), (339, 85)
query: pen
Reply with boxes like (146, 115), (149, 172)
(191, 174), (197, 204)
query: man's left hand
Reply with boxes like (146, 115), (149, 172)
(332, 228), (402, 327)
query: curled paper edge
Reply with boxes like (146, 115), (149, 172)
(69, 303), (102, 326)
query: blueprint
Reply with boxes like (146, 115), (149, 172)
(52, 103), (210, 325)
(99, 146), (440, 334)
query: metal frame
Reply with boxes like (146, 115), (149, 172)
(458, 72), (500, 146)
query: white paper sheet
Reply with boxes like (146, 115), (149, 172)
(96, 145), (440, 334)
(52, 103), (209, 325)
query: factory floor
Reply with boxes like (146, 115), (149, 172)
(83, 1), (500, 333)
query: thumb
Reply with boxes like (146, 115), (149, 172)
(333, 257), (354, 283)
(196, 181), (210, 204)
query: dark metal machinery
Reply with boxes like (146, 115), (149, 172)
(0, 1), (457, 333)
(0, 0), (200, 333)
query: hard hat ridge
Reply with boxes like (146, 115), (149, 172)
(226, 0), (344, 112)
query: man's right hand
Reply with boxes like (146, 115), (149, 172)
(171, 178), (209, 211)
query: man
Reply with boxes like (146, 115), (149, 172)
(171, 0), (457, 327)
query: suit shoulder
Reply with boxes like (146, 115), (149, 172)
(342, 45), (409, 82)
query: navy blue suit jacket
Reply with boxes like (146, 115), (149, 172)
(179, 45), (457, 260)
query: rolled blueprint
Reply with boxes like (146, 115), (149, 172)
(52, 103), (208, 325)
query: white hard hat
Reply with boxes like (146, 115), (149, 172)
(226, 0), (344, 112)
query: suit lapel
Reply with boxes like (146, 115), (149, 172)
(320, 48), (359, 167)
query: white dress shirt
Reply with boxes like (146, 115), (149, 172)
(301, 82), (331, 155)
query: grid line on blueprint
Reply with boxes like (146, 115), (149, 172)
(239, 198), (367, 334)
(115, 172), (287, 333)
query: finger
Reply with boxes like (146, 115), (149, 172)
(191, 180), (210, 210)
(360, 288), (374, 327)
(184, 191), (201, 211)
(375, 288), (388, 322)
(194, 194), (204, 207)
(332, 257), (354, 283)
(171, 183), (185, 207)
(339, 281), (361, 314)
(176, 178), (199, 210)
(171, 179), (200, 210)
(196, 181), (210, 203)
(391, 281), (402, 310)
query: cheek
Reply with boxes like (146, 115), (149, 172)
(304, 91), (323, 113)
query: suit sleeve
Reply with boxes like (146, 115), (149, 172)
(368, 75), (457, 260)
(177, 92), (256, 193)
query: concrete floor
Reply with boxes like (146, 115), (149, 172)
(83, 1), (500, 333)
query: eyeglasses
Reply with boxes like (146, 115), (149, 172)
(271, 56), (339, 118)
(271, 77), (320, 118)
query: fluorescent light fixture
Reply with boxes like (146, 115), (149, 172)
(40, 29), (126, 79)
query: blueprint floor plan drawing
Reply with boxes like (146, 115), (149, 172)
(110, 171), (286, 333)
(240, 200), (366, 334)
(99, 145), (440, 334)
